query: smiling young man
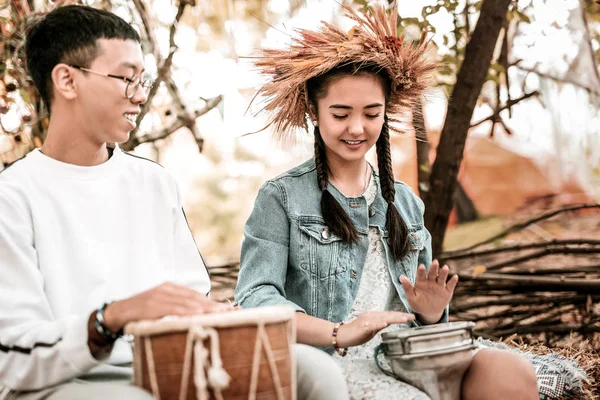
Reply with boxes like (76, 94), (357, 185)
(0, 6), (348, 400)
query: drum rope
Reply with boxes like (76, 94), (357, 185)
(144, 337), (162, 400)
(132, 338), (143, 386)
(248, 326), (262, 400)
(179, 326), (231, 400)
(248, 323), (285, 400)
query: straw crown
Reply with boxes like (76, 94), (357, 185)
(251, 3), (437, 139)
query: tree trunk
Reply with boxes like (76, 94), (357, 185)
(423, 0), (511, 259)
(414, 97), (431, 197)
(453, 181), (478, 223)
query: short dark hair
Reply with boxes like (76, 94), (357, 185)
(25, 5), (141, 113)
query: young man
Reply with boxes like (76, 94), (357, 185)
(0, 6), (347, 399)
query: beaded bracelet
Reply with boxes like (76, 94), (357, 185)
(332, 322), (348, 357)
(94, 302), (123, 341)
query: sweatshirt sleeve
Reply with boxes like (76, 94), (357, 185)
(0, 181), (100, 391)
(170, 179), (211, 296)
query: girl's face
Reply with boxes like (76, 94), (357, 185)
(315, 73), (386, 166)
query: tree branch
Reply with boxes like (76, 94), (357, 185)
(130, 0), (161, 60)
(452, 294), (600, 312)
(443, 238), (600, 261)
(121, 95), (222, 151)
(471, 91), (539, 128)
(514, 65), (600, 96)
(579, 0), (600, 86)
(457, 272), (600, 291)
(443, 203), (600, 255)
(492, 323), (600, 337)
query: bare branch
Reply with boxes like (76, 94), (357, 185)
(579, 0), (600, 86)
(470, 91), (539, 128)
(514, 65), (600, 96)
(482, 246), (600, 271)
(457, 272), (600, 291)
(443, 203), (600, 255)
(452, 294), (600, 312)
(131, 0), (161, 60)
(121, 95), (222, 151)
(443, 238), (600, 261)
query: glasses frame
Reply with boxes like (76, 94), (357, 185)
(69, 65), (153, 99)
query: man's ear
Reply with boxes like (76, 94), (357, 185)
(51, 64), (78, 101)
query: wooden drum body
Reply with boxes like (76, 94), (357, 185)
(125, 306), (296, 400)
(380, 321), (477, 400)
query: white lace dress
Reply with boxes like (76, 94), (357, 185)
(332, 175), (430, 400)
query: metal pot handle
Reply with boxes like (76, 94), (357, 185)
(374, 343), (396, 378)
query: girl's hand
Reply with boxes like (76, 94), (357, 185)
(399, 260), (458, 324)
(336, 311), (414, 348)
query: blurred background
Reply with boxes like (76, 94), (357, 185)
(2, 2), (600, 381)
(3, 0), (600, 263)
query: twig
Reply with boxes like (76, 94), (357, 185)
(493, 323), (600, 337)
(121, 95), (222, 151)
(443, 239), (600, 261)
(503, 264), (600, 276)
(514, 65), (600, 96)
(130, 0), (161, 60)
(443, 203), (600, 255)
(452, 294), (600, 312)
(579, 0), (600, 87)
(483, 246), (600, 271)
(129, 0), (188, 142)
(471, 91), (539, 128)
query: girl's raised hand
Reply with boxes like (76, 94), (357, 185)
(399, 260), (458, 324)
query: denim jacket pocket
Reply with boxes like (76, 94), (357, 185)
(298, 218), (348, 279)
(408, 228), (426, 251)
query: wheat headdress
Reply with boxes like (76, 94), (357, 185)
(252, 2), (436, 139)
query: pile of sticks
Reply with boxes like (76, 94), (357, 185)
(443, 204), (600, 344)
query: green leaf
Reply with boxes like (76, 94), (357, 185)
(485, 70), (500, 84)
(516, 10), (531, 24)
(489, 63), (505, 74)
(401, 17), (420, 27)
(19, 88), (31, 104)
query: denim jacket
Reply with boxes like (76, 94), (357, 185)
(234, 159), (448, 327)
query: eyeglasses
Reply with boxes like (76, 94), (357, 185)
(69, 65), (153, 99)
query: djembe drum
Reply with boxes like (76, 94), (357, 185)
(376, 321), (478, 400)
(125, 306), (296, 400)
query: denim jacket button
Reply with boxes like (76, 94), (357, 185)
(321, 229), (330, 240)
(350, 270), (358, 279)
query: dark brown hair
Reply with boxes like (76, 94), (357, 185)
(25, 5), (140, 113)
(307, 63), (410, 260)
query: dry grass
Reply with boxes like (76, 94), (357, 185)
(504, 334), (600, 399)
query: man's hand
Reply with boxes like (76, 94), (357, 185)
(103, 282), (234, 333)
(399, 260), (458, 324)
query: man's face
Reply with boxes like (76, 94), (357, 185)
(74, 39), (147, 145)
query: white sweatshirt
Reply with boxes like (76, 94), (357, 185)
(0, 146), (210, 391)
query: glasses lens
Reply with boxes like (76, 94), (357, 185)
(125, 75), (141, 98)
(141, 78), (153, 95)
